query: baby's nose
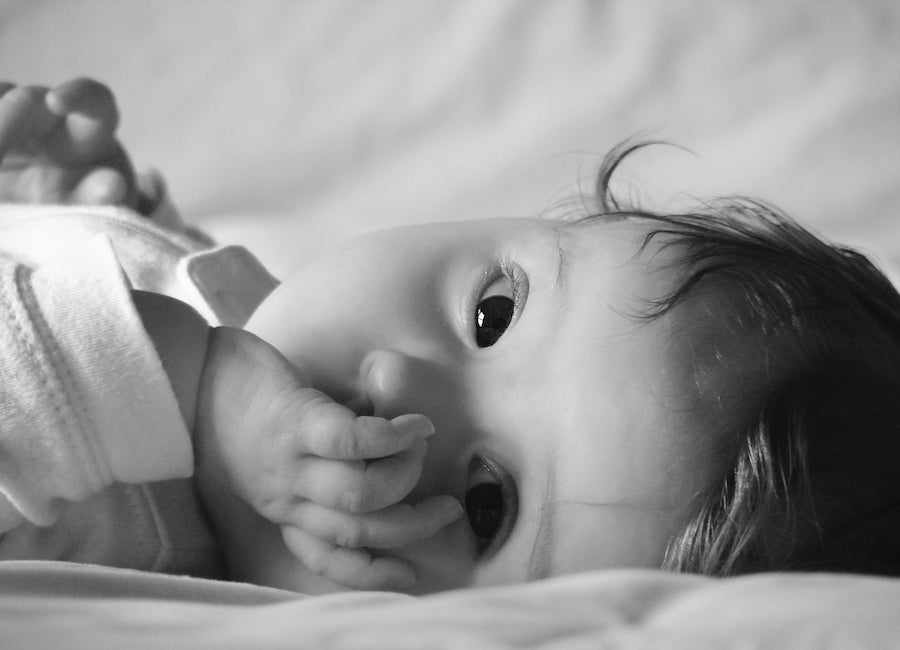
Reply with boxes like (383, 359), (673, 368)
(359, 349), (420, 419)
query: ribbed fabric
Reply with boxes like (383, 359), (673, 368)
(0, 187), (276, 576)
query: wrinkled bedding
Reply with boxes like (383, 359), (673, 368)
(1, 1), (899, 647)
(3, 562), (900, 649)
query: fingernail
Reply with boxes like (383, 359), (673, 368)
(438, 497), (464, 524)
(78, 169), (125, 205)
(391, 413), (435, 438)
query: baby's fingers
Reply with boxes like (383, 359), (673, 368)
(295, 437), (429, 512)
(297, 399), (434, 460)
(282, 527), (416, 591)
(286, 496), (462, 549)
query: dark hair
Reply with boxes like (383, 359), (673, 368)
(591, 141), (900, 577)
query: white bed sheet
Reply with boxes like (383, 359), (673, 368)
(3, 561), (900, 649)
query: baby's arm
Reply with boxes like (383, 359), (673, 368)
(193, 328), (463, 592)
(0, 78), (138, 208)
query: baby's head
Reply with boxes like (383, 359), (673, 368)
(247, 143), (900, 592)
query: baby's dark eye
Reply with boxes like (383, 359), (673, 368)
(474, 273), (517, 348)
(475, 295), (514, 347)
(466, 483), (503, 547)
(465, 457), (518, 556)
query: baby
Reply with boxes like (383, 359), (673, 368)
(1, 78), (898, 595)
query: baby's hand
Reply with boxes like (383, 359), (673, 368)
(195, 328), (462, 591)
(0, 78), (138, 207)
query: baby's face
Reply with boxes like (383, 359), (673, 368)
(248, 216), (712, 593)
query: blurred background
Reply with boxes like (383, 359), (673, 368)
(0, 0), (897, 279)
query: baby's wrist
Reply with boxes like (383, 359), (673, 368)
(131, 290), (210, 433)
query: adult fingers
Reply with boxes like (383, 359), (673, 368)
(70, 167), (130, 205)
(0, 85), (53, 161)
(45, 77), (120, 154)
(47, 78), (117, 116)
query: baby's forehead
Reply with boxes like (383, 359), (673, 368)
(561, 217), (690, 301)
(564, 214), (677, 257)
(565, 214), (747, 401)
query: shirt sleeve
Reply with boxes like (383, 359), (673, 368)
(0, 236), (194, 530)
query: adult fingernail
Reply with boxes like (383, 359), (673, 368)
(77, 169), (125, 205)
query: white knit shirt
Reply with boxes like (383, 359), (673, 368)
(0, 185), (277, 576)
